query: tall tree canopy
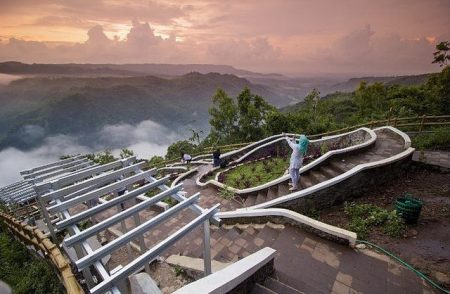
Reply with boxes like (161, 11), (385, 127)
(208, 87), (275, 143)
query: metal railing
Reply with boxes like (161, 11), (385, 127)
(0, 211), (84, 294)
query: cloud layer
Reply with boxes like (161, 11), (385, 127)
(0, 119), (177, 187)
(1, 0), (449, 75)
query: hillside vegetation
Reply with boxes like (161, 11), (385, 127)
(159, 65), (449, 160)
(0, 72), (288, 149)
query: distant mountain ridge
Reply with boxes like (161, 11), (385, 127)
(0, 72), (290, 150)
(0, 61), (433, 150)
(324, 74), (432, 93)
(0, 61), (284, 79)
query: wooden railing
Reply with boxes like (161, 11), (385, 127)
(147, 141), (253, 168)
(0, 211), (84, 294)
(308, 115), (450, 139)
(149, 115), (450, 168)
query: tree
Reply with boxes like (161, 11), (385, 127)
(88, 150), (117, 164)
(188, 128), (203, 145)
(148, 155), (164, 166)
(236, 87), (275, 141)
(304, 88), (321, 114)
(120, 148), (134, 159)
(425, 66), (450, 114)
(165, 140), (196, 160)
(208, 87), (274, 143)
(354, 82), (387, 118)
(208, 88), (238, 141)
(265, 111), (292, 135)
(432, 41), (450, 67)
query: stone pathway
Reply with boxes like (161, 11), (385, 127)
(412, 150), (450, 171)
(163, 221), (436, 293)
(225, 128), (408, 208)
(103, 128), (439, 293)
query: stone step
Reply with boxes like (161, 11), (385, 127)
(304, 172), (320, 186)
(328, 159), (349, 173)
(277, 183), (290, 196)
(166, 255), (231, 273)
(213, 228), (242, 262)
(252, 283), (278, 294)
(266, 186), (278, 201)
(299, 174), (314, 189)
(253, 226), (283, 248)
(255, 191), (267, 205)
(244, 193), (257, 207)
(319, 165), (339, 179)
(309, 170), (328, 183)
(264, 277), (305, 294)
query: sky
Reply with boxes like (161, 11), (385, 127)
(0, 0), (449, 76)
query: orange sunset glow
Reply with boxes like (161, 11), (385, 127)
(0, 0), (449, 75)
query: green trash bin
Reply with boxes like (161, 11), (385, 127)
(395, 196), (423, 224)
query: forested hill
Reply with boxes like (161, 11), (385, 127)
(324, 74), (432, 94)
(0, 72), (290, 150)
(0, 61), (283, 79)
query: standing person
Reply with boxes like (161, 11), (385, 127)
(213, 149), (221, 167)
(285, 134), (309, 191)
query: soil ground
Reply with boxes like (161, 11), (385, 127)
(317, 165), (450, 289)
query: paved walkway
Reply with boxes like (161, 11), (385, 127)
(412, 150), (450, 171)
(103, 130), (439, 293)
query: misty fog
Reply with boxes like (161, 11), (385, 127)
(0, 119), (178, 187)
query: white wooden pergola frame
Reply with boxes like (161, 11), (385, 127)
(20, 155), (219, 294)
(0, 155), (96, 218)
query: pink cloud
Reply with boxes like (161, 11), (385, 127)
(1, 0), (449, 75)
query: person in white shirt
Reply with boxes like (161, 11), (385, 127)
(181, 152), (192, 164)
(285, 134), (309, 191)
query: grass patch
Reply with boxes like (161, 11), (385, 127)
(219, 185), (235, 200)
(145, 188), (177, 207)
(412, 127), (450, 150)
(203, 169), (221, 182)
(221, 157), (289, 189)
(0, 223), (63, 294)
(344, 202), (406, 240)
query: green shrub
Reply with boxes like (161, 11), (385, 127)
(347, 217), (370, 239)
(344, 202), (406, 240)
(412, 128), (450, 150)
(384, 210), (407, 237)
(0, 224), (63, 294)
(219, 186), (235, 200)
(320, 143), (329, 155)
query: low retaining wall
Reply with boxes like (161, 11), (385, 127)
(174, 247), (276, 294)
(218, 208), (356, 246)
(271, 150), (413, 213)
(197, 128), (376, 195)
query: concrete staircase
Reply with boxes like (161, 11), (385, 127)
(242, 129), (405, 208)
(176, 222), (284, 263)
(252, 277), (305, 294)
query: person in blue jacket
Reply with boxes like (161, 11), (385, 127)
(285, 134), (309, 191)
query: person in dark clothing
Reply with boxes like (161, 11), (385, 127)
(213, 149), (221, 167)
